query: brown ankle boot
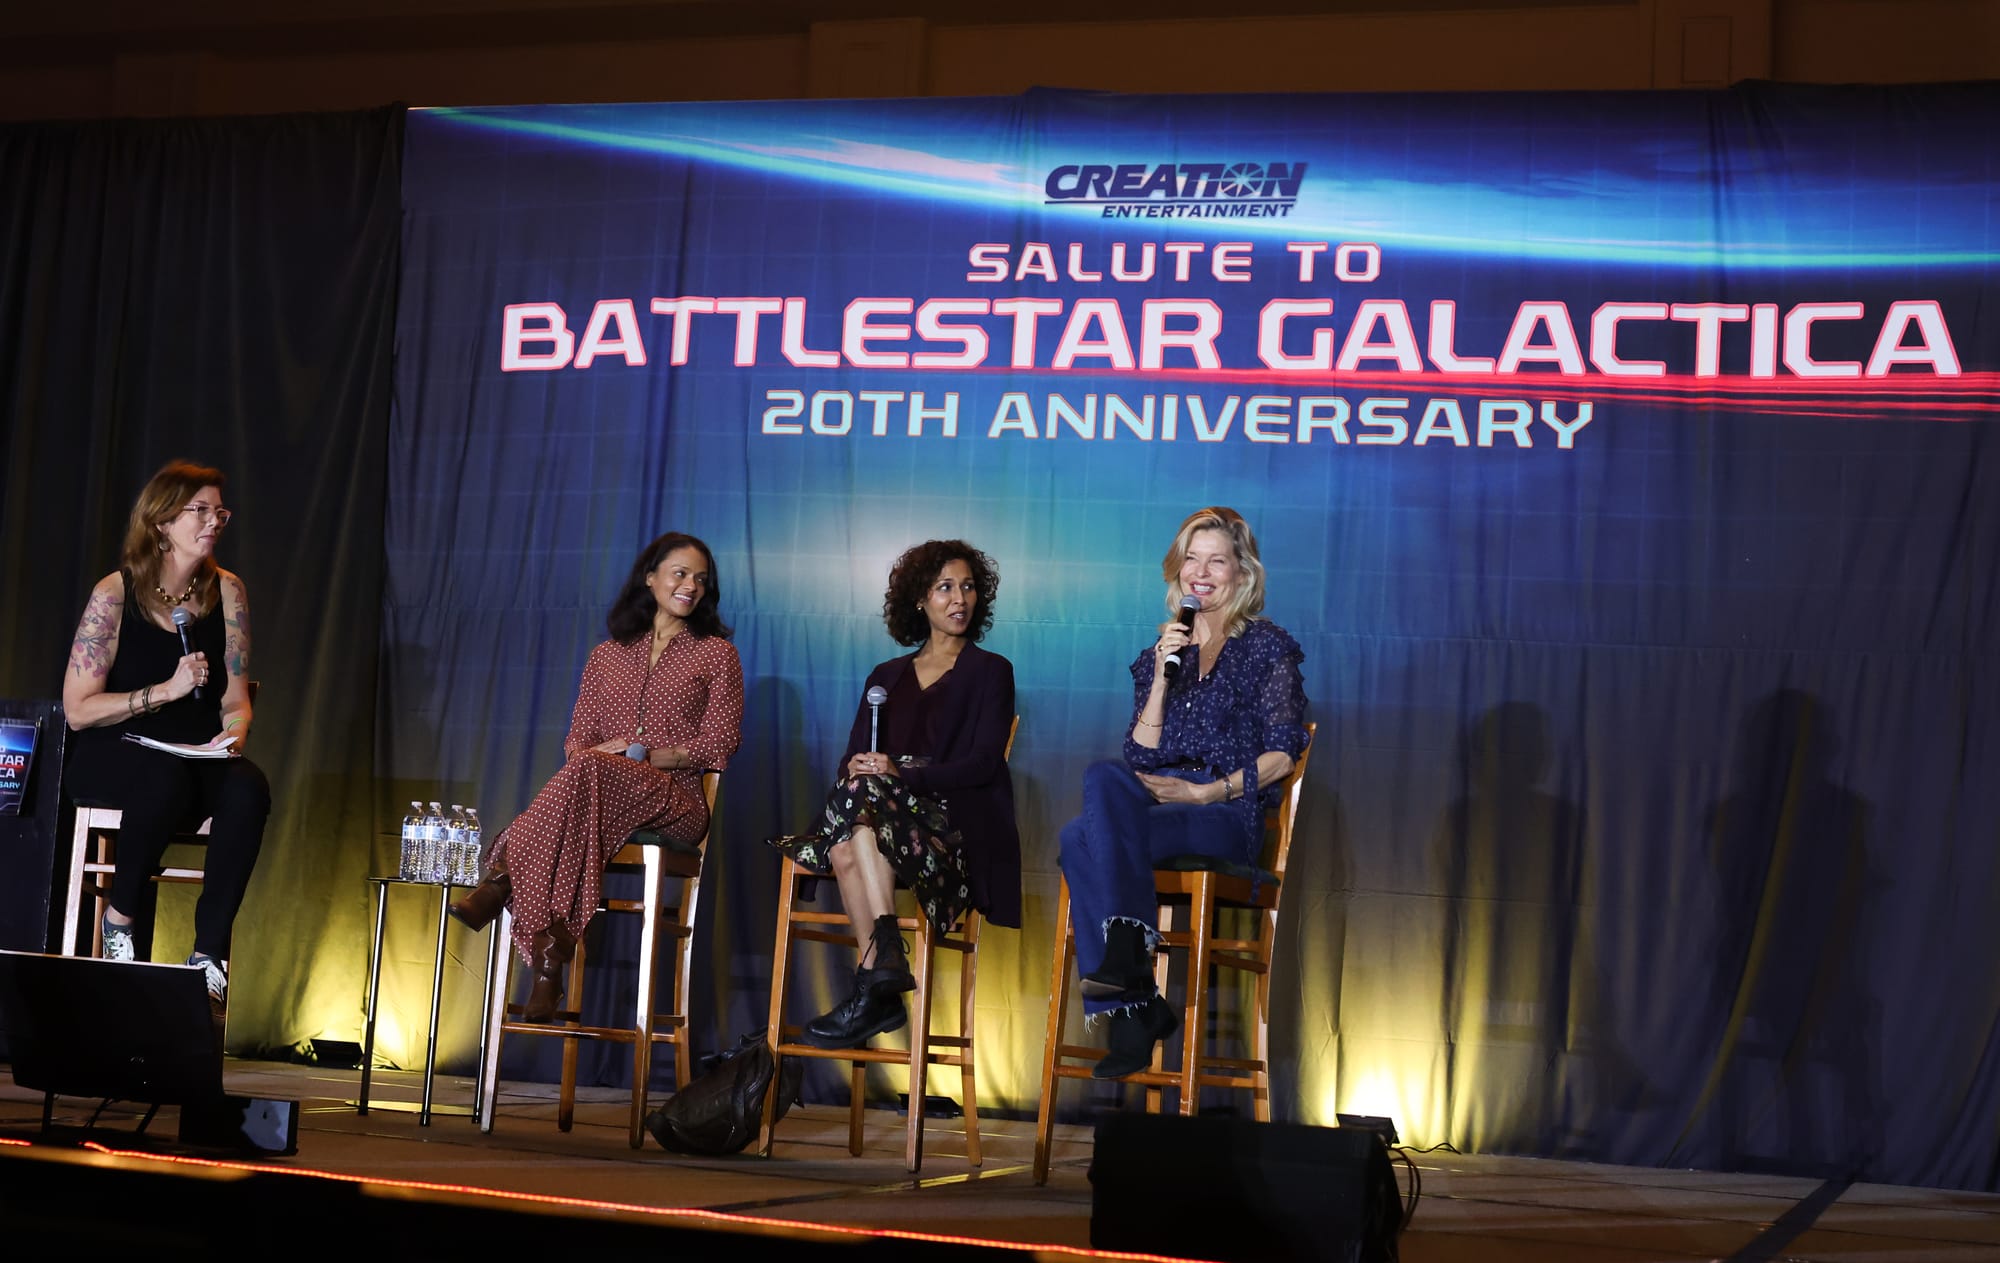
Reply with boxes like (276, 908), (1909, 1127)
(448, 867), (510, 930)
(520, 922), (575, 1023)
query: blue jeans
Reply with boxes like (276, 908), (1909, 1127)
(1057, 760), (1256, 1014)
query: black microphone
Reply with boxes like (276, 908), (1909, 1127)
(171, 605), (203, 699)
(1162, 594), (1201, 680)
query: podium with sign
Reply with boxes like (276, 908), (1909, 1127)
(0, 701), (62, 950)
(0, 701), (66, 1060)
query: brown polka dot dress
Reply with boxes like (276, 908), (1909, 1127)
(491, 629), (743, 962)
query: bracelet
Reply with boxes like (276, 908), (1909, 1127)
(225, 717), (245, 730)
(1133, 717), (1162, 730)
(127, 691), (140, 718)
(141, 685), (155, 714)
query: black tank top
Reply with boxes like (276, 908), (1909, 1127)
(78, 570), (227, 747)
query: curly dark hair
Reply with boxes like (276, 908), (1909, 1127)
(606, 531), (732, 643)
(882, 540), (999, 647)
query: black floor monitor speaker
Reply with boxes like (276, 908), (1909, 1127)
(1089, 1113), (1405, 1263)
(179, 1093), (301, 1155)
(0, 950), (222, 1105)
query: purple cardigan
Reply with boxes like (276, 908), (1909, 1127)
(838, 642), (1021, 928)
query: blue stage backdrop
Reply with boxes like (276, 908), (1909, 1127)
(390, 83), (2000, 1188)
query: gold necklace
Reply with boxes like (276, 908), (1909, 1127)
(153, 577), (198, 606)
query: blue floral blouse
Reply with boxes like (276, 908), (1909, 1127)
(1122, 618), (1312, 841)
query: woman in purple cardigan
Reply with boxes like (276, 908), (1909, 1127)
(770, 540), (1020, 1050)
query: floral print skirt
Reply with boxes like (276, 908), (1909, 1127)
(767, 773), (972, 935)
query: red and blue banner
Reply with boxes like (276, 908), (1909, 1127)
(0, 717), (36, 817)
(391, 83), (2000, 1187)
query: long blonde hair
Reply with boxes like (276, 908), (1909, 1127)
(121, 460), (225, 624)
(1160, 506), (1267, 639)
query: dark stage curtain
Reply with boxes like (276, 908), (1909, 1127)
(0, 107), (403, 1054)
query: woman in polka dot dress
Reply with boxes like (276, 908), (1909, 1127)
(450, 531), (744, 1021)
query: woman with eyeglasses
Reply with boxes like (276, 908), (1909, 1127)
(61, 460), (269, 1022)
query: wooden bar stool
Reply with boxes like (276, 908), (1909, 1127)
(757, 717), (1016, 1173)
(476, 770), (719, 1149)
(59, 684), (260, 958)
(61, 806), (210, 957)
(1033, 722), (1315, 1184)
(757, 863), (982, 1172)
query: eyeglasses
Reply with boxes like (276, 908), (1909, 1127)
(179, 504), (233, 528)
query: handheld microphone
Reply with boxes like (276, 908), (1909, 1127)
(1162, 594), (1202, 680)
(625, 742), (648, 761)
(171, 605), (203, 699)
(866, 685), (889, 752)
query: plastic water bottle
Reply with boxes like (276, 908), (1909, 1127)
(425, 800), (448, 882)
(446, 804), (472, 886)
(398, 801), (424, 881)
(462, 807), (484, 885)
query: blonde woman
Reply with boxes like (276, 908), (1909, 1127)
(62, 460), (267, 1019)
(1056, 506), (1309, 1078)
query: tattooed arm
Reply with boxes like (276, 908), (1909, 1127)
(215, 569), (254, 751)
(63, 572), (207, 731)
(62, 573), (134, 729)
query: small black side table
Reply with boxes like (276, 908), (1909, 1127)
(358, 876), (491, 1125)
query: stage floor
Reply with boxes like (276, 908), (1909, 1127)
(2, 1059), (1997, 1262)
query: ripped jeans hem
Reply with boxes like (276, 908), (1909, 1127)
(1084, 990), (1159, 1029)
(1101, 914), (1162, 954)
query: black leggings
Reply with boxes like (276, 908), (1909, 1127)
(66, 738), (272, 960)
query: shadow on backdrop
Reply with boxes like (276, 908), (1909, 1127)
(1692, 688), (1883, 1177)
(1433, 701), (1589, 1152)
(1266, 776), (1349, 1123)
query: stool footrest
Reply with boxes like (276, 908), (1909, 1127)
(795, 928), (859, 947)
(787, 909), (854, 927)
(601, 900), (691, 926)
(773, 1040), (939, 1068)
(501, 1023), (688, 1045)
(1198, 1056), (1263, 1071)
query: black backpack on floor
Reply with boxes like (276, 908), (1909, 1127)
(644, 1028), (804, 1156)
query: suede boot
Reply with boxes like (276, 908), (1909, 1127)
(1091, 992), (1180, 1080)
(802, 967), (908, 1050)
(520, 922), (575, 1023)
(448, 864), (511, 931)
(1081, 919), (1155, 998)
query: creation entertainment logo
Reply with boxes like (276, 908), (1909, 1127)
(1043, 161), (1307, 219)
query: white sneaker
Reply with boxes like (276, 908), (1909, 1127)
(100, 916), (136, 963)
(187, 953), (228, 1011)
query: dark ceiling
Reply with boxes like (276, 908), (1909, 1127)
(0, 0), (1626, 61)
